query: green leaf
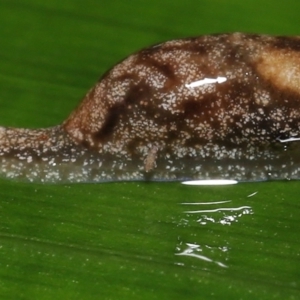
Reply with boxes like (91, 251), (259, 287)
(0, 0), (300, 299)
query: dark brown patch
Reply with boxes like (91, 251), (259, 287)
(144, 105), (159, 120)
(271, 36), (300, 52)
(80, 140), (90, 149)
(184, 136), (207, 147)
(93, 82), (154, 141)
(181, 93), (221, 120)
(182, 99), (203, 117)
(127, 137), (146, 156)
(224, 44), (247, 66)
(93, 103), (125, 141)
(137, 56), (181, 91)
(166, 130), (178, 141)
(123, 82), (153, 105)
(164, 115), (189, 142)
(144, 58), (176, 80)
(184, 38), (212, 54)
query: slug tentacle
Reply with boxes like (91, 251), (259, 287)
(1, 32), (300, 183)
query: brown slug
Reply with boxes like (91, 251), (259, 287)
(1, 32), (300, 183)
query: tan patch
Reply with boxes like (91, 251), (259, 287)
(144, 145), (159, 172)
(255, 48), (300, 94)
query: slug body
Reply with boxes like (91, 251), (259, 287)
(1, 32), (300, 182)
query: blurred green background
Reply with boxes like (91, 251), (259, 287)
(0, 0), (299, 299)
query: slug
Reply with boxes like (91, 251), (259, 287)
(1, 32), (300, 183)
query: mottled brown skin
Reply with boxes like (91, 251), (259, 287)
(1, 33), (300, 182)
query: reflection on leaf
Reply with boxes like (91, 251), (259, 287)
(176, 195), (254, 269)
